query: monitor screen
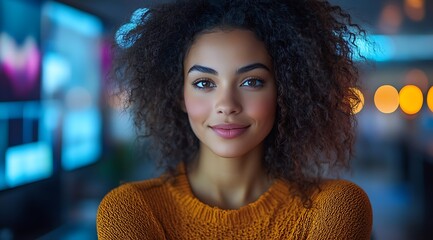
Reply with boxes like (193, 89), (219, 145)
(41, 1), (103, 171)
(0, 0), (52, 190)
(0, 0), (104, 191)
(0, 1), (104, 237)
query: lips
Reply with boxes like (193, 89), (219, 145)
(210, 124), (250, 139)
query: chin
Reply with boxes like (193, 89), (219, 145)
(210, 146), (253, 159)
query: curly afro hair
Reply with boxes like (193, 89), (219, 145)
(113, 0), (365, 205)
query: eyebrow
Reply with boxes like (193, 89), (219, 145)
(187, 65), (218, 75)
(187, 63), (271, 75)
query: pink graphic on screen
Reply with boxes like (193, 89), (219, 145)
(0, 33), (40, 96)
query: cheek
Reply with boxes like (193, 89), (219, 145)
(245, 96), (277, 123)
(184, 93), (211, 123)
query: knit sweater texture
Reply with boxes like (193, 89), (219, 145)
(97, 165), (372, 239)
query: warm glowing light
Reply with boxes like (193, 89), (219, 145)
(404, 69), (429, 92)
(406, 0), (423, 8)
(399, 85), (423, 115)
(404, 0), (425, 21)
(350, 88), (364, 114)
(378, 3), (403, 34)
(406, 0), (424, 10)
(374, 85), (399, 114)
(427, 86), (433, 112)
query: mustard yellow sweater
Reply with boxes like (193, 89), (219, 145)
(97, 166), (372, 239)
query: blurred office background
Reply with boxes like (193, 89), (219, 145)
(0, 0), (432, 239)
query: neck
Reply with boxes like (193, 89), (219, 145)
(186, 144), (273, 209)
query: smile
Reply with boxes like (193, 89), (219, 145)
(210, 124), (250, 139)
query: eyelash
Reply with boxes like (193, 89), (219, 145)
(192, 78), (265, 90)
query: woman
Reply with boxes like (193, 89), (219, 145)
(97, 0), (372, 239)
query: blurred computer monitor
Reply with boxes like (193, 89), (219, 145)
(0, 0), (103, 237)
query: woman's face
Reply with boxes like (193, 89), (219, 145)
(183, 29), (277, 158)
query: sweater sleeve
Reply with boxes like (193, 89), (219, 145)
(306, 180), (373, 240)
(96, 183), (166, 240)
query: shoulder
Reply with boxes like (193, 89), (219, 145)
(307, 179), (373, 240)
(108, 177), (167, 197)
(98, 177), (167, 210)
(314, 179), (371, 206)
(97, 177), (167, 240)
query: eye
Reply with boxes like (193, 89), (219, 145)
(240, 78), (264, 88)
(192, 79), (216, 90)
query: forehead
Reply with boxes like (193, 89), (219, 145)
(184, 29), (272, 71)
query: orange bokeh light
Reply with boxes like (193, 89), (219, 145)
(427, 86), (433, 112)
(378, 3), (403, 34)
(399, 85), (423, 115)
(406, 0), (423, 8)
(404, 0), (425, 21)
(374, 85), (399, 114)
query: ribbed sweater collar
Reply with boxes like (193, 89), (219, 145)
(168, 163), (291, 225)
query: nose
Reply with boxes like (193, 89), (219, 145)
(215, 87), (242, 115)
